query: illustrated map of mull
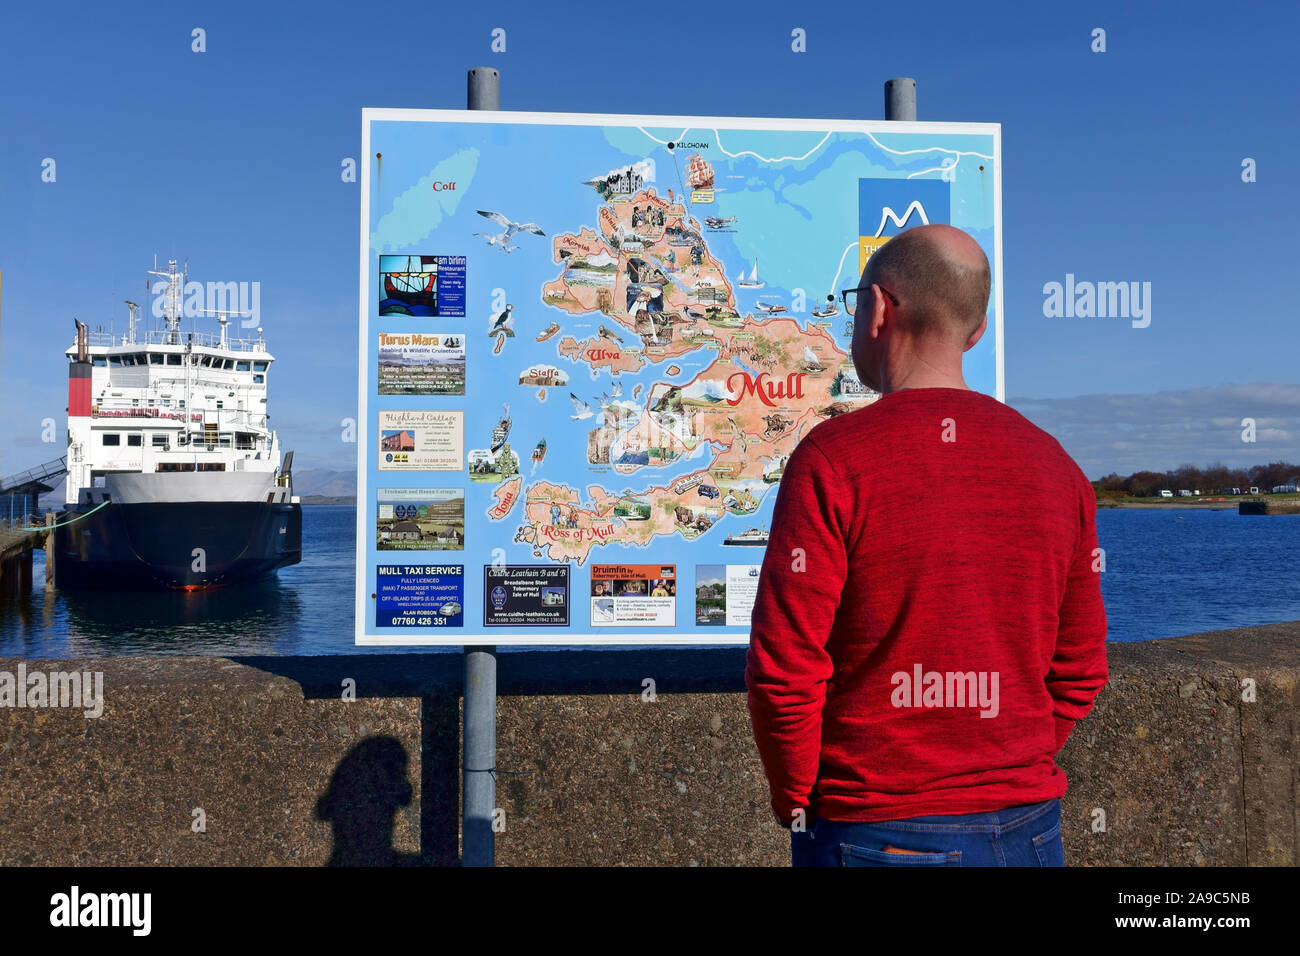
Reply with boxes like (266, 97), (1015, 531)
(498, 166), (873, 565)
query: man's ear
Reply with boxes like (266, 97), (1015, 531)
(963, 314), (988, 352)
(870, 284), (890, 339)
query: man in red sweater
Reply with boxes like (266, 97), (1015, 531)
(745, 224), (1108, 866)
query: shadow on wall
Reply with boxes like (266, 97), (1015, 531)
(316, 736), (421, 867)
(241, 650), (748, 866)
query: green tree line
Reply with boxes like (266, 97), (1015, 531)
(1092, 461), (1299, 497)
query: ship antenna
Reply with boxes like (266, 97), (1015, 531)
(124, 300), (140, 344)
(147, 256), (185, 345)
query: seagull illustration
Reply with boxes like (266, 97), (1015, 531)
(569, 393), (594, 420)
(598, 391), (612, 411)
(610, 380), (623, 398)
(490, 304), (515, 334)
(474, 210), (546, 253)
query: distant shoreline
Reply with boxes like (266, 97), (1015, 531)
(300, 495), (357, 506)
(1097, 500), (1240, 509)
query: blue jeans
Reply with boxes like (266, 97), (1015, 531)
(791, 798), (1064, 867)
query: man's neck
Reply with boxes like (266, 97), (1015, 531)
(879, 355), (970, 394)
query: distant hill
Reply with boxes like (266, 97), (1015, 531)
(293, 468), (357, 498)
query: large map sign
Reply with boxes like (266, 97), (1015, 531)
(356, 109), (1002, 645)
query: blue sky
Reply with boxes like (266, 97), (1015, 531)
(1, 0), (1296, 482)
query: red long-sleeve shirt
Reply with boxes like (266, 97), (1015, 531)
(746, 387), (1108, 824)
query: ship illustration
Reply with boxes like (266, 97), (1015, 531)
(379, 267), (436, 316)
(536, 322), (560, 342)
(736, 261), (764, 289)
(723, 524), (769, 547)
(491, 404), (512, 452)
(532, 438), (547, 462)
(54, 259), (301, 589)
(686, 153), (715, 189)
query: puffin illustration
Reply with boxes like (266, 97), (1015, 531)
(489, 304), (515, 335)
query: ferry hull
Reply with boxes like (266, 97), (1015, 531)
(54, 500), (302, 590)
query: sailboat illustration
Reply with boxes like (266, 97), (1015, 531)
(736, 260), (764, 289)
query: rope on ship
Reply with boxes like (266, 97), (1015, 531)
(17, 500), (112, 531)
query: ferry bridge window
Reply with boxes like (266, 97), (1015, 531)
(166, 354), (181, 366)
(253, 374), (265, 384)
(127, 434), (142, 447)
(236, 361), (250, 371)
(121, 355), (134, 366)
(109, 355), (122, 366)
(151, 435), (168, 448)
(92, 357), (107, 366)
(134, 353), (147, 365)
(253, 362), (268, 372)
(102, 434), (120, 446)
(149, 353), (163, 365)
(223, 359), (234, 370)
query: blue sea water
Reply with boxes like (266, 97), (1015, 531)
(0, 505), (1297, 657)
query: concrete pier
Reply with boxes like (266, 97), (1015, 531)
(0, 530), (36, 598)
(0, 621), (1295, 866)
(1239, 498), (1300, 515)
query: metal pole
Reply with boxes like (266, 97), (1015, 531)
(884, 77), (917, 121)
(467, 67), (499, 112)
(462, 65), (500, 869)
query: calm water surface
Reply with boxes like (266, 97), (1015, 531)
(1, 506), (1297, 656)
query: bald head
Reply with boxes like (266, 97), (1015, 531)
(861, 224), (989, 342)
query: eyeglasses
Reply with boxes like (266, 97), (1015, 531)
(841, 284), (899, 316)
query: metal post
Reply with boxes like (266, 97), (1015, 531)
(884, 77), (917, 121)
(467, 67), (499, 112)
(462, 65), (500, 869)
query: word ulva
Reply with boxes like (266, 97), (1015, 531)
(1042, 274), (1151, 328)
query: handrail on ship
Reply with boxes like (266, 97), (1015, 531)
(77, 329), (269, 352)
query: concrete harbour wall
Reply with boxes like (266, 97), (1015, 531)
(0, 622), (1295, 866)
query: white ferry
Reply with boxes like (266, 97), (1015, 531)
(55, 259), (301, 589)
